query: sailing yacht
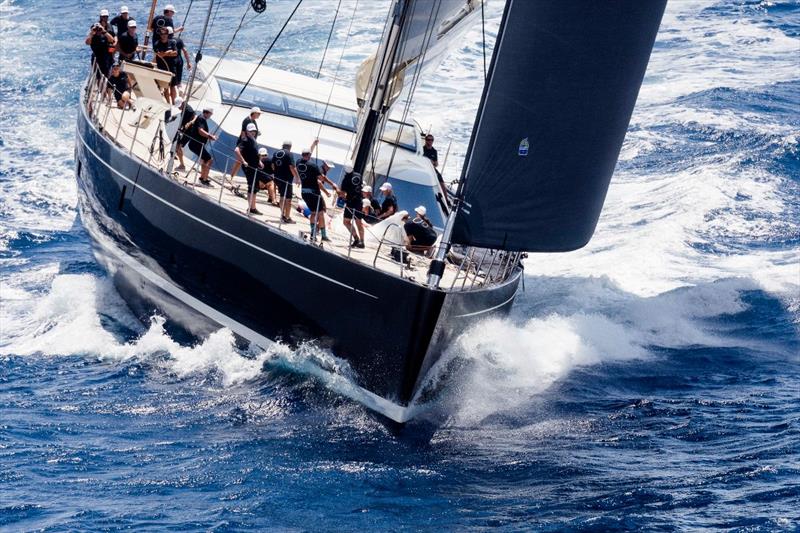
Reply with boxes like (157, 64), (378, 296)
(75, 0), (666, 423)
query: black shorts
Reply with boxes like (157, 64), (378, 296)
(178, 132), (191, 147)
(355, 210), (378, 223)
(343, 199), (362, 220)
(188, 141), (212, 162)
(244, 166), (259, 193)
(276, 178), (293, 199)
(174, 64), (184, 86)
(302, 192), (326, 213)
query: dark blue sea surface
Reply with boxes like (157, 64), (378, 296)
(1, 0), (799, 530)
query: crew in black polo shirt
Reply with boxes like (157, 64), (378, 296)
(235, 123), (264, 214)
(117, 19), (138, 62)
(272, 141), (299, 223)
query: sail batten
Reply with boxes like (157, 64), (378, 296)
(451, 0), (667, 252)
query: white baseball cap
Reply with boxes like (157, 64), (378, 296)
(128, 19), (137, 27)
(202, 106), (214, 113)
(120, 5), (129, 13)
(250, 106), (261, 114)
(166, 26), (174, 34)
(165, 4), (176, 12)
(414, 205), (427, 216)
(344, 164), (354, 173)
(246, 123), (257, 132)
(379, 182), (392, 191)
(282, 140), (292, 147)
(99, 8), (109, 16)
(361, 185), (372, 193)
(258, 147), (268, 156)
(362, 199), (371, 207)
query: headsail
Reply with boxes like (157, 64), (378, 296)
(450, 0), (667, 252)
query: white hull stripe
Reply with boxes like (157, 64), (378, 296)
(77, 129), (378, 299)
(453, 290), (518, 318)
(94, 229), (412, 423)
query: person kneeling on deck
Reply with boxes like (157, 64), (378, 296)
(256, 147), (278, 205)
(229, 106), (261, 182)
(297, 149), (338, 242)
(272, 141), (299, 224)
(235, 123), (263, 214)
(358, 185), (381, 225)
(339, 165), (365, 248)
(188, 106), (217, 186)
(106, 63), (132, 109)
(404, 205), (438, 257)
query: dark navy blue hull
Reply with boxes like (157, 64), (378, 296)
(75, 105), (521, 418)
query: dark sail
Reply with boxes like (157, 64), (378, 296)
(451, 0), (667, 252)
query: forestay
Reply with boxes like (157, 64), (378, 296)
(451, 0), (667, 252)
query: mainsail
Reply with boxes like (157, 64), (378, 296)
(355, 0), (480, 108)
(450, 0), (667, 252)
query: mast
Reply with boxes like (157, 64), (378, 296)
(141, 0), (158, 60)
(351, 0), (411, 176)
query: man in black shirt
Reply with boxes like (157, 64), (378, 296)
(153, 27), (178, 102)
(357, 185), (381, 224)
(229, 106), (261, 181)
(404, 205), (438, 256)
(174, 34), (191, 87)
(377, 182), (398, 220)
(85, 9), (116, 79)
(272, 141), (299, 223)
(188, 107), (217, 186)
(151, 4), (184, 34)
(256, 147), (278, 205)
(423, 133), (449, 200)
(110, 6), (131, 36)
(117, 19), (138, 62)
(235, 123), (264, 214)
(338, 165), (365, 248)
(106, 63), (131, 109)
(297, 150), (338, 241)
(173, 97), (195, 171)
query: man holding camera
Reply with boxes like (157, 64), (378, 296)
(85, 9), (117, 79)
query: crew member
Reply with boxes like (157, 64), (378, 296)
(106, 63), (131, 109)
(117, 19), (138, 62)
(377, 182), (397, 220)
(423, 133), (448, 199)
(109, 5), (131, 36)
(339, 165), (365, 248)
(272, 141), (299, 223)
(151, 4), (183, 34)
(235, 123), (263, 214)
(174, 31), (191, 89)
(256, 147), (278, 205)
(357, 185), (381, 224)
(404, 205), (438, 256)
(173, 97), (195, 171)
(229, 107), (261, 180)
(188, 106), (216, 186)
(153, 27), (178, 102)
(297, 148), (338, 242)
(85, 9), (117, 79)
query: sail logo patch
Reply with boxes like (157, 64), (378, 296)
(518, 138), (529, 157)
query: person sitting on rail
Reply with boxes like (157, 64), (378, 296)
(151, 4), (184, 34)
(339, 165), (365, 248)
(117, 19), (139, 62)
(256, 147), (278, 206)
(188, 106), (216, 186)
(110, 5), (131, 37)
(86, 9), (117, 80)
(404, 205), (438, 257)
(235, 123), (264, 215)
(377, 182), (398, 220)
(153, 27), (178, 103)
(106, 63), (132, 109)
(229, 107), (261, 181)
(297, 148), (338, 242)
(357, 185), (381, 225)
(272, 140), (299, 224)
(171, 97), (195, 171)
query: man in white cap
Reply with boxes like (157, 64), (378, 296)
(110, 6), (131, 36)
(377, 182), (397, 220)
(255, 147), (278, 205)
(152, 4), (184, 34)
(404, 205), (437, 256)
(85, 9), (117, 78)
(229, 107), (262, 180)
(117, 19), (138, 61)
(153, 25), (178, 102)
(357, 185), (381, 224)
(272, 141), (299, 223)
(187, 106), (217, 186)
(235, 123), (264, 214)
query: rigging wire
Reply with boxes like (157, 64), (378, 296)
(179, 0), (194, 33)
(480, 0), (486, 80)
(316, 0), (343, 79)
(315, 0), (360, 165)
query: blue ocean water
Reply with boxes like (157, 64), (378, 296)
(1, 0), (799, 530)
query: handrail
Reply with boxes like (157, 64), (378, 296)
(372, 222), (405, 279)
